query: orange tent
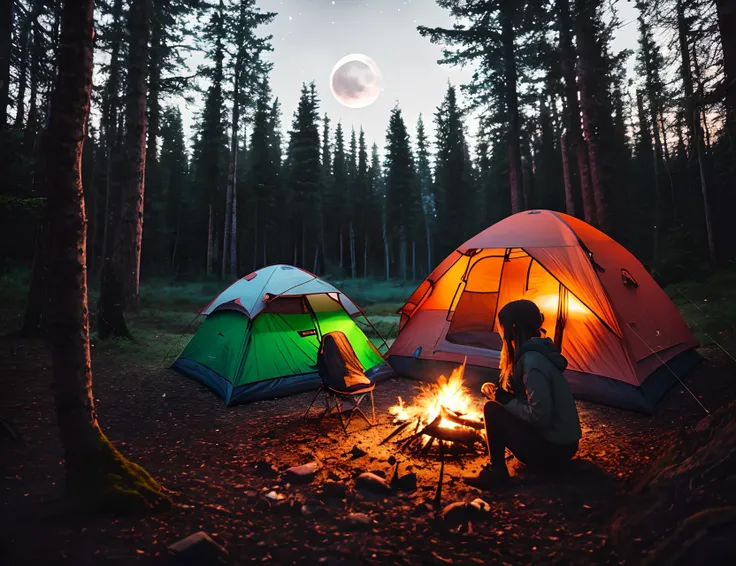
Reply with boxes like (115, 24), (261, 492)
(387, 210), (701, 413)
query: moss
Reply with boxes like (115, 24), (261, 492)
(68, 430), (172, 515)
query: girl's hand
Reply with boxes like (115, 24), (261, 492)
(481, 382), (497, 401)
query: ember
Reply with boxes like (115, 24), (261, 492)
(383, 361), (486, 454)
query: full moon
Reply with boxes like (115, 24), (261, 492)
(329, 54), (383, 109)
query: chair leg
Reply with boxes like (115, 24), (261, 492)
(303, 388), (323, 421)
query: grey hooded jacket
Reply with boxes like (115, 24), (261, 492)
(502, 337), (582, 445)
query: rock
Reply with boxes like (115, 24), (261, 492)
(284, 462), (319, 483)
(254, 497), (271, 511)
(264, 490), (285, 502)
(346, 512), (373, 527)
(168, 532), (229, 564)
(355, 472), (392, 495)
(321, 480), (347, 499)
(347, 445), (367, 460)
(369, 469), (386, 479)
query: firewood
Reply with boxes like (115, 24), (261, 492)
(440, 407), (484, 430)
(380, 419), (414, 445)
(420, 421), (482, 447)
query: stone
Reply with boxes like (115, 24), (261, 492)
(284, 462), (319, 483)
(413, 501), (434, 516)
(346, 512), (373, 527)
(168, 532), (229, 564)
(355, 472), (392, 495)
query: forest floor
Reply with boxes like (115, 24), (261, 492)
(1, 272), (736, 565)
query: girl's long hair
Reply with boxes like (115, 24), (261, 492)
(497, 300), (544, 389)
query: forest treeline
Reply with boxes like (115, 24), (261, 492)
(1, 0), (735, 336)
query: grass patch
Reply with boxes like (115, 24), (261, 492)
(666, 268), (736, 352)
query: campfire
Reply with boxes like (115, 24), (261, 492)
(381, 361), (486, 455)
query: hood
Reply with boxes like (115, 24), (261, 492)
(516, 337), (568, 372)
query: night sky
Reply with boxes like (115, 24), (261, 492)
(180, 0), (640, 154)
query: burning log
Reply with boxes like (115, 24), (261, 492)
(419, 420), (483, 448)
(439, 407), (484, 430)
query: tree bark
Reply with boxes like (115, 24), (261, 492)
(112, 0), (151, 311)
(223, 60), (241, 280)
(98, 0), (124, 281)
(560, 133), (575, 215)
(575, 0), (611, 232)
(46, 0), (169, 513)
(14, 19), (29, 128)
(677, 1), (717, 264)
(499, 0), (524, 214)
(349, 221), (356, 278)
(0, 0), (11, 128)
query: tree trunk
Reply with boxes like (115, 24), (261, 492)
(411, 238), (416, 281)
(677, 1), (717, 264)
(425, 214), (432, 276)
(383, 220), (390, 281)
(313, 244), (319, 274)
(339, 227), (344, 271)
(230, 174), (237, 274)
(0, 0), (11, 128)
(399, 225), (407, 281)
(560, 133), (575, 215)
(27, 5), (41, 140)
(207, 203), (215, 276)
(98, 0), (123, 280)
(14, 20), (29, 128)
(223, 64), (241, 279)
(694, 108), (717, 265)
(558, 0), (594, 223)
(109, 0), (151, 311)
(575, 0), (611, 232)
(46, 0), (168, 513)
(364, 235), (368, 278)
(499, 0), (523, 214)
(349, 221), (356, 278)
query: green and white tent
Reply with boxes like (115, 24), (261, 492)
(172, 265), (394, 406)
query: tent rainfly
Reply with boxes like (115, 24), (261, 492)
(386, 210), (702, 413)
(172, 265), (394, 406)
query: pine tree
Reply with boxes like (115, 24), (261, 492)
(332, 121), (347, 272)
(45, 0), (169, 513)
(415, 114), (434, 274)
(99, 0), (152, 338)
(158, 106), (189, 273)
(419, 0), (541, 217)
(356, 128), (371, 277)
(434, 83), (473, 257)
(285, 82), (321, 268)
(384, 104), (420, 280)
(248, 94), (280, 270)
(369, 142), (389, 279)
(348, 127), (358, 277)
(221, 0), (275, 279)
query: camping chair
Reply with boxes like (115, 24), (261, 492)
(303, 331), (376, 435)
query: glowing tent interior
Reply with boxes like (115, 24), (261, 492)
(386, 210), (702, 413)
(172, 265), (394, 406)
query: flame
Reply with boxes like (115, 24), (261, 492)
(388, 361), (483, 431)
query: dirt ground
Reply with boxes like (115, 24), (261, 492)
(1, 325), (735, 565)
